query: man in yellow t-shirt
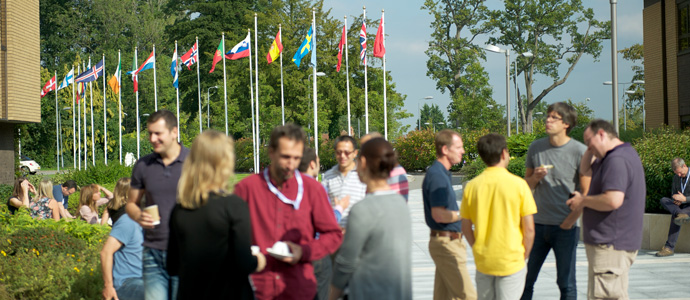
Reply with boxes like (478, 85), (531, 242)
(461, 133), (537, 300)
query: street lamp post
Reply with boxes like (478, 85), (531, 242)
(418, 96), (433, 130)
(425, 122), (445, 133)
(533, 111), (543, 126)
(604, 80), (644, 132)
(207, 86), (218, 129)
(625, 79), (645, 131)
(486, 45), (511, 137)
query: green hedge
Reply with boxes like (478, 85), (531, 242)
(392, 129), (436, 172)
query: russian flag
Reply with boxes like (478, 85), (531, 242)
(225, 33), (250, 60)
(134, 51), (155, 74)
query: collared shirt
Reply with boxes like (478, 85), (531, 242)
(422, 160), (461, 232)
(322, 165), (367, 227)
(130, 144), (189, 250)
(235, 172), (343, 300)
(52, 185), (69, 209)
(388, 165), (409, 201)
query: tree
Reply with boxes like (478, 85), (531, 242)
(422, 0), (496, 131)
(417, 104), (446, 131)
(488, 0), (610, 133)
(620, 44), (644, 107)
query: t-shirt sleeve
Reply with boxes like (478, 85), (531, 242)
(130, 160), (145, 190)
(109, 218), (132, 245)
(599, 156), (629, 193)
(427, 172), (451, 208)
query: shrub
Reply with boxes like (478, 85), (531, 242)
(507, 132), (546, 158)
(3, 227), (87, 256)
(62, 162), (133, 187)
(461, 155), (527, 180)
(1, 208), (109, 248)
(319, 137), (336, 172)
(392, 129), (436, 172)
(634, 127), (690, 213)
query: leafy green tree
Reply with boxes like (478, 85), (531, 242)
(417, 104), (446, 131)
(488, 0), (610, 133)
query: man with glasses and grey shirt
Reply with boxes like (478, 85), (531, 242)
(322, 135), (366, 228)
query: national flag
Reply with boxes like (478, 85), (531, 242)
(209, 38), (224, 73)
(76, 81), (85, 103)
(310, 26), (316, 67)
(226, 33), (251, 60)
(40, 75), (56, 98)
(336, 25), (346, 72)
(266, 29), (283, 64)
(359, 22), (367, 64)
(133, 51), (155, 75)
(57, 68), (74, 90)
(293, 26), (313, 67)
(181, 42), (198, 70)
(129, 53), (138, 92)
(108, 60), (121, 93)
(74, 59), (104, 83)
(171, 49), (178, 88)
(373, 14), (385, 58)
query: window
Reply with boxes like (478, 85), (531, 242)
(680, 1), (690, 51)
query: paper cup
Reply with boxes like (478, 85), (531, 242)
(144, 204), (161, 225)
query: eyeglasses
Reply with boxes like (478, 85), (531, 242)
(546, 115), (563, 122)
(336, 150), (354, 157)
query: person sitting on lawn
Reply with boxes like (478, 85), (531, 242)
(78, 184), (112, 224)
(7, 177), (36, 214)
(101, 178), (132, 226)
(29, 179), (62, 221)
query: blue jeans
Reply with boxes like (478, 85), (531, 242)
(660, 197), (690, 250)
(117, 277), (145, 300)
(143, 247), (178, 300)
(521, 224), (579, 300)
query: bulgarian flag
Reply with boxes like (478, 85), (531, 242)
(266, 29), (283, 64)
(209, 37), (224, 73)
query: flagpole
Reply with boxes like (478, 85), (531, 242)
(55, 71), (59, 172)
(153, 44), (158, 111)
(222, 33), (229, 135)
(280, 24), (285, 125)
(382, 10), (388, 140)
(254, 13), (260, 173)
(135, 47), (140, 159)
(90, 69), (95, 166)
(196, 37), (202, 134)
(77, 65), (81, 170)
(312, 8), (319, 158)
(363, 6), (369, 134)
(248, 29), (257, 173)
(345, 16), (351, 135)
(175, 41), (180, 142)
(103, 53), (108, 165)
(118, 50), (122, 164)
(72, 67), (76, 169)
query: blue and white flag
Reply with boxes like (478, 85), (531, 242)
(57, 68), (74, 90)
(171, 49), (178, 89)
(75, 59), (104, 83)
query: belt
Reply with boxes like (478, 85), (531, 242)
(430, 230), (462, 240)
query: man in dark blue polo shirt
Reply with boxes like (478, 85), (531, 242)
(52, 180), (77, 210)
(125, 109), (189, 300)
(422, 129), (476, 300)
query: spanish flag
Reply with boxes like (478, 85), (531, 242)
(266, 29), (283, 64)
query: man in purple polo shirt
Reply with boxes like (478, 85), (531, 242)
(567, 119), (645, 300)
(125, 109), (189, 300)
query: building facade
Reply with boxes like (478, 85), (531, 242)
(0, 0), (41, 184)
(644, 0), (690, 129)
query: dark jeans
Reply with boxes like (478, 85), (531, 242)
(660, 197), (690, 250)
(312, 256), (332, 300)
(521, 224), (579, 300)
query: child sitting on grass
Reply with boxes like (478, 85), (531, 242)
(77, 184), (113, 224)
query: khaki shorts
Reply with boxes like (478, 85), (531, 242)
(584, 243), (637, 300)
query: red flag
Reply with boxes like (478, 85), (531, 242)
(209, 38), (224, 73)
(40, 75), (56, 98)
(373, 14), (385, 58)
(336, 25), (346, 72)
(266, 29), (283, 64)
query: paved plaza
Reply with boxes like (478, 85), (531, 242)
(406, 175), (690, 300)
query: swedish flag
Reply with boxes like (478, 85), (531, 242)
(292, 26), (313, 67)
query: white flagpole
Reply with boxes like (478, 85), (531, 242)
(313, 9), (318, 158)
(382, 10), (388, 140)
(103, 53), (107, 165)
(175, 41), (180, 142)
(135, 47), (140, 159)
(363, 6), (369, 134)
(345, 16), (351, 135)
(55, 71), (59, 172)
(153, 44), (158, 111)
(248, 29), (257, 173)
(72, 67), (76, 169)
(254, 13), (260, 173)
(280, 24), (285, 125)
(118, 50), (122, 164)
(223, 33), (229, 135)
(77, 65), (81, 170)
(90, 60), (95, 166)
(196, 37), (202, 134)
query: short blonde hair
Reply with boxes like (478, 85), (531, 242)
(37, 178), (54, 200)
(177, 130), (236, 209)
(107, 177), (131, 211)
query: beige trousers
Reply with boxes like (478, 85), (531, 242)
(429, 235), (477, 300)
(585, 243), (637, 300)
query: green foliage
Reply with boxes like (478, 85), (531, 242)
(459, 128), (491, 161)
(417, 104), (447, 131)
(460, 155), (527, 179)
(633, 127), (690, 213)
(319, 138), (337, 172)
(1, 208), (110, 248)
(392, 129), (437, 172)
(3, 227), (86, 256)
(61, 162), (133, 187)
(507, 132), (545, 158)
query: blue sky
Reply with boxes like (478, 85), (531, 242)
(323, 0), (643, 131)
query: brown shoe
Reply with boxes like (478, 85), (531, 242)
(655, 247), (674, 257)
(674, 213), (690, 226)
